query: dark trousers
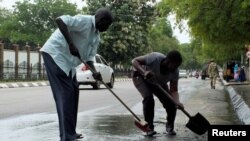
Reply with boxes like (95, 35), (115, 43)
(42, 52), (79, 141)
(132, 72), (177, 130)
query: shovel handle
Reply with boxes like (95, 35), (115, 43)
(77, 56), (142, 122)
(156, 84), (192, 118)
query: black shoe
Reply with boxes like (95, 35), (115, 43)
(146, 130), (157, 136)
(166, 122), (176, 135)
(166, 129), (176, 135)
(76, 133), (83, 139)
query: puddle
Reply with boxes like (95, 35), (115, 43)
(0, 113), (209, 141)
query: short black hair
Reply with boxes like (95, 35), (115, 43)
(95, 7), (113, 22)
(166, 50), (182, 66)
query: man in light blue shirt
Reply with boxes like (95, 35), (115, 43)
(40, 7), (113, 141)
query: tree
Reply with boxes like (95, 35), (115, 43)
(0, 8), (13, 43)
(148, 17), (179, 53)
(158, 0), (250, 62)
(182, 37), (215, 67)
(0, 0), (79, 46)
(83, 0), (156, 66)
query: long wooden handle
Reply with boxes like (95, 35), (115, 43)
(156, 84), (192, 118)
(78, 57), (142, 121)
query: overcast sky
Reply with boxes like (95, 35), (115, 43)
(0, 0), (191, 44)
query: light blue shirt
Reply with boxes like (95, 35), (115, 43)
(40, 15), (100, 76)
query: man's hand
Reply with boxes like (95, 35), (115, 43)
(177, 102), (184, 110)
(144, 71), (157, 85)
(92, 72), (103, 81)
(69, 44), (80, 58)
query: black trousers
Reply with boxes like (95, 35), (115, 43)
(132, 72), (177, 130)
(42, 52), (79, 141)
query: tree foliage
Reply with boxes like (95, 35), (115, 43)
(0, 0), (78, 46)
(0, 8), (13, 43)
(158, 0), (250, 63)
(83, 0), (156, 66)
(0, 0), (195, 68)
(148, 17), (179, 54)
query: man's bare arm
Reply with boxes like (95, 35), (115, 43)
(55, 18), (73, 46)
(170, 80), (184, 109)
(131, 56), (146, 75)
(55, 18), (80, 57)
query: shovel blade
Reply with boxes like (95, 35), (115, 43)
(186, 112), (210, 135)
(134, 119), (150, 133)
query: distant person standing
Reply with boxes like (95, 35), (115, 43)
(233, 63), (240, 81)
(208, 59), (219, 89)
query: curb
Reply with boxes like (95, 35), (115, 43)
(115, 78), (132, 82)
(0, 78), (132, 89)
(222, 79), (250, 124)
(0, 82), (50, 88)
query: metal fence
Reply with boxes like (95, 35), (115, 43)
(0, 43), (132, 81)
(0, 43), (46, 81)
(1, 63), (48, 81)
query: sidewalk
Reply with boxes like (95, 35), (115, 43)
(221, 78), (250, 124)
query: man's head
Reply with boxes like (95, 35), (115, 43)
(95, 7), (113, 32)
(161, 50), (182, 73)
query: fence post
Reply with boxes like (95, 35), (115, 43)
(37, 44), (42, 79)
(14, 44), (19, 80)
(0, 43), (4, 79)
(26, 43), (31, 80)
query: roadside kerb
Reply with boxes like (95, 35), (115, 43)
(222, 79), (250, 124)
(0, 82), (50, 88)
(0, 78), (132, 89)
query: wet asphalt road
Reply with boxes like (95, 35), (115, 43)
(0, 77), (240, 141)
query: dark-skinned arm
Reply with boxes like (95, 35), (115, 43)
(131, 56), (147, 75)
(132, 56), (156, 83)
(55, 17), (80, 57)
(170, 80), (184, 110)
(86, 61), (102, 81)
(86, 61), (97, 72)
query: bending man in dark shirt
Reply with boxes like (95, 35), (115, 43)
(131, 50), (184, 136)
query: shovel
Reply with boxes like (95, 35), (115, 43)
(77, 56), (150, 133)
(156, 84), (210, 135)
